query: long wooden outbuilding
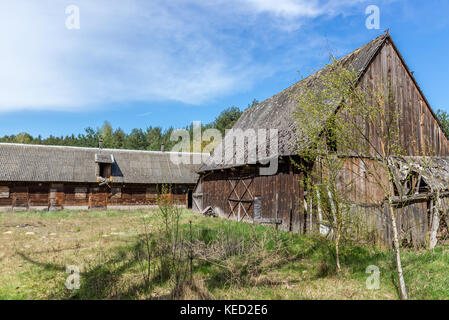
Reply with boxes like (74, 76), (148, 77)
(0, 143), (202, 211)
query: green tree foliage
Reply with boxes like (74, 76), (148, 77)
(0, 100), (258, 151)
(211, 106), (243, 136)
(294, 59), (408, 299)
(436, 109), (449, 137)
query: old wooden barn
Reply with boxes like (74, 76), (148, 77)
(195, 34), (449, 247)
(0, 143), (201, 211)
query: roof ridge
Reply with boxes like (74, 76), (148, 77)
(200, 33), (393, 172)
(0, 142), (206, 155)
(243, 33), (388, 114)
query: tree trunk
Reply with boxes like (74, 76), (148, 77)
(322, 187), (341, 272)
(335, 229), (341, 272)
(388, 202), (408, 300)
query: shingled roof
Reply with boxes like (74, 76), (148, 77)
(0, 143), (202, 184)
(200, 34), (388, 172)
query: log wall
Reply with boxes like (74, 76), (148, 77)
(0, 182), (194, 210)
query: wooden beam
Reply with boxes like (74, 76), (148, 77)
(228, 199), (253, 203)
(391, 191), (449, 205)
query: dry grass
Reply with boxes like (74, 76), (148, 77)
(0, 209), (447, 300)
(0, 210), (153, 299)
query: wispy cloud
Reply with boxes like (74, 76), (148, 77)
(243, 0), (323, 17)
(138, 111), (152, 117)
(0, 0), (379, 112)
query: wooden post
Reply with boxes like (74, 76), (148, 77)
(275, 192), (279, 230)
(289, 202), (293, 232)
(309, 196), (313, 232)
(429, 194), (440, 249)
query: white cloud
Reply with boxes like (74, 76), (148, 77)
(243, 0), (323, 17)
(0, 0), (376, 112)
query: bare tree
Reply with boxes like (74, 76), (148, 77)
(294, 58), (409, 299)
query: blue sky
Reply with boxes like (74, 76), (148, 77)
(0, 0), (448, 137)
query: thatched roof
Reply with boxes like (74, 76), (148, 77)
(200, 34), (388, 172)
(0, 143), (201, 184)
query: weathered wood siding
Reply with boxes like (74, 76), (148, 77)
(198, 37), (449, 247)
(315, 157), (434, 247)
(201, 160), (304, 232)
(339, 202), (430, 248)
(332, 157), (386, 204)
(29, 185), (50, 206)
(356, 39), (449, 156)
(0, 182), (194, 210)
(12, 186), (29, 209)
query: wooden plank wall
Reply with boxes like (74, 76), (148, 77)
(357, 40), (449, 156)
(199, 38), (449, 247)
(12, 186), (29, 209)
(65, 186), (89, 206)
(315, 157), (433, 247)
(192, 177), (203, 213)
(201, 157), (437, 247)
(201, 160), (304, 232)
(331, 157), (387, 204)
(346, 202), (430, 248)
(50, 184), (65, 209)
(0, 182), (193, 209)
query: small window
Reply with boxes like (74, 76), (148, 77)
(99, 163), (111, 178)
(0, 186), (9, 198)
(75, 187), (87, 199)
(146, 187), (157, 201)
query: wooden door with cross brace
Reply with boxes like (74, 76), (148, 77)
(227, 174), (254, 221)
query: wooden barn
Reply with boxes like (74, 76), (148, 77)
(195, 33), (449, 247)
(0, 143), (201, 211)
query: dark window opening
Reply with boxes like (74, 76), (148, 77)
(418, 178), (429, 193)
(188, 190), (193, 209)
(405, 174), (412, 195)
(393, 182), (399, 197)
(99, 163), (111, 178)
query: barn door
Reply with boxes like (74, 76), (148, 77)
(89, 187), (108, 209)
(12, 186), (29, 210)
(227, 175), (254, 221)
(192, 177), (203, 213)
(49, 184), (65, 210)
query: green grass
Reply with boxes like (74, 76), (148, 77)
(1, 209), (449, 299)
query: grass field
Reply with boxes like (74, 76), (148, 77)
(0, 209), (448, 300)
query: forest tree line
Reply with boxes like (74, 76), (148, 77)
(0, 100), (259, 151)
(1, 102), (448, 151)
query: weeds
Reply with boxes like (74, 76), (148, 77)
(128, 185), (299, 299)
(4, 208), (448, 300)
